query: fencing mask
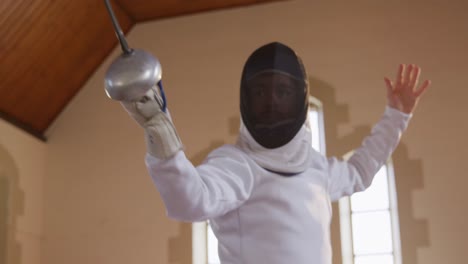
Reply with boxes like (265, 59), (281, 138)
(240, 42), (309, 149)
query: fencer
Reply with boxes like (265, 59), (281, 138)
(120, 42), (430, 264)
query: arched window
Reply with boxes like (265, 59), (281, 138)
(339, 159), (402, 264)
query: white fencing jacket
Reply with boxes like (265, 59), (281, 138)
(145, 106), (411, 264)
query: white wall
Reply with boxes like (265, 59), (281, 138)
(43, 0), (468, 263)
(0, 119), (46, 264)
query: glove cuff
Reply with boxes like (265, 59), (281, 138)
(144, 113), (183, 159)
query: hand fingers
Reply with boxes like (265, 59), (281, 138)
(121, 101), (148, 124)
(138, 86), (162, 107)
(414, 80), (431, 97)
(152, 87), (165, 109)
(403, 64), (413, 85)
(384, 77), (394, 95)
(396, 64), (405, 86)
(409, 66), (421, 90)
(121, 100), (137, 112)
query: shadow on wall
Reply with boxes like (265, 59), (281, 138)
(393, 144), (430, 263)
(167, 116), (240, 264)
(309, 76), (430, 264)
(0, 144), (25, 264)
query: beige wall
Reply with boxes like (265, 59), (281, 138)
(41, 0), (468, 264)
(0, 119), (46, 264)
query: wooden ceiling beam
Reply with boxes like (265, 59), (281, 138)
(0, 0), (284, 140)
(0, 0), (134, 139)
(116, 0), (284, 22)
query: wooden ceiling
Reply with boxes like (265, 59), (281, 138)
(0, 0), (283, 140)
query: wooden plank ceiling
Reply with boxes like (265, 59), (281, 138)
(0, 0), (283, 140)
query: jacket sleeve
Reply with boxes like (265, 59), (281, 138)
(145, 145), (255, 222)
(327, 106), (411, 201)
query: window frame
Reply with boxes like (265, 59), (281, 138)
(338, 159), (403, 264)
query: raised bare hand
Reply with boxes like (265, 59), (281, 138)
(384, 64), (431, 114)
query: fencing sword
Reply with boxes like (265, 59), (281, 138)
(103, 0), (166, 111)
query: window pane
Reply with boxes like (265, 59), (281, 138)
(351, 166), (389, 212)
(207, 224), (220, 264)
(351, 211), (393, 255)
(355, 254), (394, 264)
(308, 109), (321, 152)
